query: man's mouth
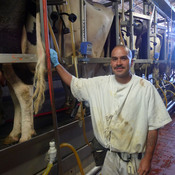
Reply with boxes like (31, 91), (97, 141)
(114, 66), (125, 70)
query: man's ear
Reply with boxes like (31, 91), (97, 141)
(131, 59), (134, 67)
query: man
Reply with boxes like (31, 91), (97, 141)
(50, 45), (172, 175)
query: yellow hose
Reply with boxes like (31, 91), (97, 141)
(60, 143), (85, 175)
(164, 80), (175, 90)
(42, 163), (53, 175)
(48, 19), (62, 63)
(166, 90), (175, 97)
(81, 104), (91, 147)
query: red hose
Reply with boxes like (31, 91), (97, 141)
(42, 0), (63, 174)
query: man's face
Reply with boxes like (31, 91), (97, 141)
(111, 47), (133, 81)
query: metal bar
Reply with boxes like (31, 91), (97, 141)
(0, 54), (37, 63)
(62, 57), (175, 64)
(0, 116), (94, 174)
(47, 0), (66, 5)
(132, 12), (150, 20)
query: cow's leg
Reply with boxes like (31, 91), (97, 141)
(4, 82), (21, 144)
(16, 84), (36, 143)
(3, 64), (36, 143)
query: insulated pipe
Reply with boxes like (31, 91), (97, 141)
(41, 0), (63, 174)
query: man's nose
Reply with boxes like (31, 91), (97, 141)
(116, 58), (122, 65)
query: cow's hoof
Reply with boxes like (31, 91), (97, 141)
(3, 136), (19, 145)
(19, 131), (37, 143)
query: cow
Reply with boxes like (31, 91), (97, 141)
(0, 0), (46, 144)
(52, 0), (114, 114)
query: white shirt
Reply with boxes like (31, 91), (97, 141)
(71, 74), (172, 153)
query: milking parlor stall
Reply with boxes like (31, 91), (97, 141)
(0, 0), (175, 175)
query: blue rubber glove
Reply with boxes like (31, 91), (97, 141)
(50, 48), (59, 67)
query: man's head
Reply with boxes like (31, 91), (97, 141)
(110, 45), (133, 83)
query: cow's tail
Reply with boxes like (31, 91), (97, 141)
(33, 12), (46, 114)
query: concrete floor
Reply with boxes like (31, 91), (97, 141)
(149, 112), (175, 175)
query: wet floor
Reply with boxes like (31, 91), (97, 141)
(149, 112), (175, 175)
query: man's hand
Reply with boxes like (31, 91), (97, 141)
(138, 129), (158, 175)
(137, 156), (151, 175)
(50, 48), (59, 67)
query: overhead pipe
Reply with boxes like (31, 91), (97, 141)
(41, 0), (63, 174)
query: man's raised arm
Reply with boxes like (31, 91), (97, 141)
(50, 49), (72, 87)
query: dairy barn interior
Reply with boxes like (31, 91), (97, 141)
(1, 0), (175, 174)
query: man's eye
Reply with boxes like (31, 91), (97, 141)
(121, 56), (128, 60)
(112, 57), (117, 61)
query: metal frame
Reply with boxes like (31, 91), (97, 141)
(0, 116), (94, 175)
(0, 54), (37, 63)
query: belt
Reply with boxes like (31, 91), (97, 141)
(107, 149), (143, 162)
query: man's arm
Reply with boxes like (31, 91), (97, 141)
(50, 48), (72, 87)
(55, 64), (72, 87)
(137, 129), (158, 175)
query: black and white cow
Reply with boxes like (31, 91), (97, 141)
(0, 0), (46, 144)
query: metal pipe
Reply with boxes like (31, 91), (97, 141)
(147, 19), (151, 59)
(80, 0), (87, 42)
(129, 0), (134, 50)
(163, 29), (166, 60)
(114, 1), (119, 45)
(41, 0), (63, 174)
(154, 8), (157, 59)
(143, 1), (146, 15)
(167, 21), (170, 60)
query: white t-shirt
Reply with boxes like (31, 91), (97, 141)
(71, 74), (172, 153)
